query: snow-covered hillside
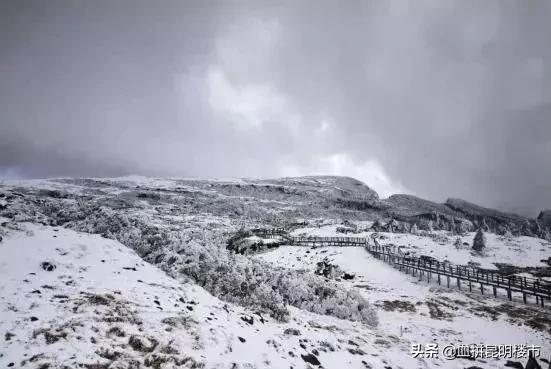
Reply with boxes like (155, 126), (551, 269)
(1, 223), (413, 369)
(257, 246), (550, 368)
(1, 176), (550, 368)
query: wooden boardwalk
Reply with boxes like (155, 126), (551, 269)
(250, 227), (287, 239)
(243, 230), (551, 306)
(366, 243), (551, 307)
(290, 236), (366, 247)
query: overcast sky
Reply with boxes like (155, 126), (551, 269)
(1, 0), (550, 216)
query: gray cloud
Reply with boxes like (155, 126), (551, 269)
(1, 0), (550, 216)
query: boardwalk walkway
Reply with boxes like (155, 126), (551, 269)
(248, 229), (551, 307)
(366, 243), (551, 307)
(290, 236), (366, 247)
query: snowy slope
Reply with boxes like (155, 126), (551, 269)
(256, 246), (550, 369)
(291, 224), (551, 270)
(377, 231), (551, 270)
(1, 176), (550, 369)
(1, 223), (417, 369)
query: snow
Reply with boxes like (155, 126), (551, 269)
(1, 177), (550, 368)
(256, 245), (550, 368)
(1, 223), (418, 369)
(291, 225), (551, 270)
(374, 231), (551, 270)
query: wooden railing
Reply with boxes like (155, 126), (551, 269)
(240, 230), (551, 307)
(290, 236), (366, 246)
(250, 227), (287, 236)
(366, 244), (551, 307)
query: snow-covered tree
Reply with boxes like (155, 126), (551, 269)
(472, 228), (486, 252)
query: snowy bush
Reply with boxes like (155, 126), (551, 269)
(453, 237), (463, 249)
(1, 189), (379, 327)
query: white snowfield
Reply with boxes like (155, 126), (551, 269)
(1, 223), (418, 369)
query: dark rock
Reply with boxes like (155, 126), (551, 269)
(342, 273), (355, 280)
(30, 316), (39, 321)
(95, 347), (121, 361)
(301, 353), (321, 366)
(254, 312), (266, 324)
(128, 335), (158, 353)
(107, 326), (126, 337)
(41, 262), (56, 272)
(283, 328), (301, 336)
(238, 336), (246, 342)
(34, 329), (68, 344)
(505, 361), (525, 369)
(348, 348), (366, 355)
(240, 316), (254, 325)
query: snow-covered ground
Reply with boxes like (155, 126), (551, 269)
(256, 245), (550, 368)
(379, 232), (551, 270)
(1, 177), (550, 368)
(1, 223), (418, 369)
(291, 224), (551, 270)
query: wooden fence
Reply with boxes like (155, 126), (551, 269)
(250, 227), (287, 239)
(367, 244), (551, 307)
(241, 229), (551, 306)
(290, 236), (366, 247)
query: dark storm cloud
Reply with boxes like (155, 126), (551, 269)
(1, 1), (550, 216)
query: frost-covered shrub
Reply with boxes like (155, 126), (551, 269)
(453, 237), (463, 249)
(0, 185), (379, 327)
(174, 236), (378, 325)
